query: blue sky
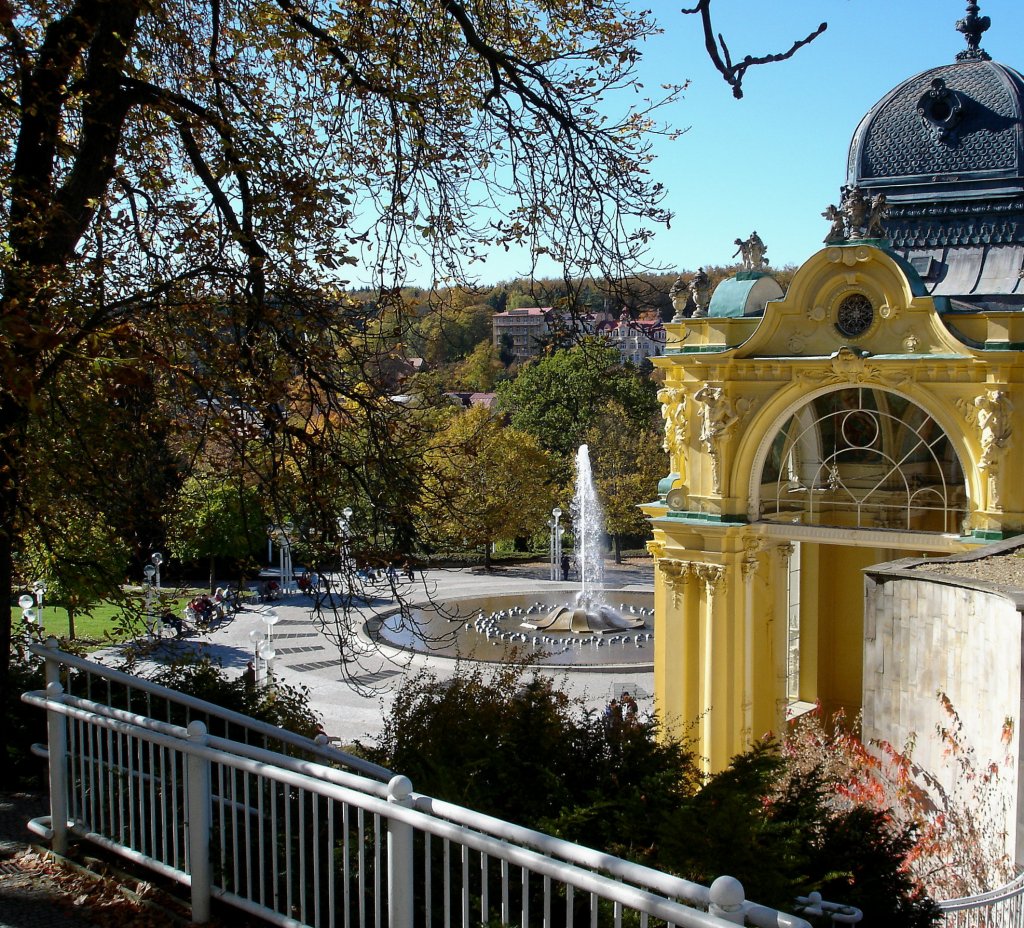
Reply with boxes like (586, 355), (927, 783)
(477, 0), (1024, 283)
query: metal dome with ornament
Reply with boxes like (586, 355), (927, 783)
(844, 2), (1024, 302)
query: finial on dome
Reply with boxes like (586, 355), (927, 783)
(955, 2), (991, 61)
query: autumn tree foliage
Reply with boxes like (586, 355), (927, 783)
(783, 700), (1017, 906)
(496, 339), (659, 461)
(0, 0), (689, 690)
(583, 400), (667, 560)
(417, 405), (556, 566)
(365, 664), (940, 925)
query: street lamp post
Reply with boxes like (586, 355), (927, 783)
(32, 580), (46, 634)
(337, 507), (354, 594)
(143, 563), (157, 637)
(249, 612), (280, 688)
(18, 594), (36, 639)
(551, 507), (563, 581)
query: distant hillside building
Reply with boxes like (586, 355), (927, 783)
(490, 307), (553, 362)
(491, 306), (603, 361)
(444, 392), (498, 410)
(597, 314), (666, 366)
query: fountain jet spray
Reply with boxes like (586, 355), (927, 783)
(573, 444), (605, 609)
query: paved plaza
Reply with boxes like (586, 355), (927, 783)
(147, 560), (656, 748)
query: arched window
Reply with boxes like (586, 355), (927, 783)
(758, 387), (967, 533)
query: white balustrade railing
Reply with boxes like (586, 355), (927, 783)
(937, 870), (1024, 928)
(29, 638), (393, 782)
(22, 645), (862, 928)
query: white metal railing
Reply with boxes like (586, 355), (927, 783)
(29, 638), (393, 782)
(937, 870), (1024, 928)
(22, 647), (864, 927)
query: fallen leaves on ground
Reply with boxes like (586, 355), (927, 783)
(10, 847), (220, 927)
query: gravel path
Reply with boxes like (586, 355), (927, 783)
(911, 550), (1024, 590)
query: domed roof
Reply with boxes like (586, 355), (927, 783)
(707, 272), (783, 318)
(837, 5), (1024, 301)
(847, 58), (1024, 198)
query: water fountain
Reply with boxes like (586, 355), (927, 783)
(368, 444), (652, 667)
(523, 445), (643, 635)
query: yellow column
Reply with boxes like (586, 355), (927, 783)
(657, 558), (694, 730)
(696, 563), (726, 770)
(741, 537), (763, 747)
(773, 544), (795, 732)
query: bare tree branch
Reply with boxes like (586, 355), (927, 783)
(681, 0), (826, 99)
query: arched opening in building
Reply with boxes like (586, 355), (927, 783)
(752, 386), (970, 713)
(757, 386), (968, 534)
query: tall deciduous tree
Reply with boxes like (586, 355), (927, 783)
(419, 405), (555, 566)
(496, 339), (659, 460)
(166, 473), (267, 592)
(0, 0), (683, 689)
(19, 502), (130, 640)
(584, 401), (667, 562)
(0, 0), (827, 692)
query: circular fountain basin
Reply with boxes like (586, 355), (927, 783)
(367, 589), (654, 668)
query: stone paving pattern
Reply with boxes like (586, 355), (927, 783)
(139, 560), (656, 747)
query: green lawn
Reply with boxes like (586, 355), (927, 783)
(11, 592), (201, 647)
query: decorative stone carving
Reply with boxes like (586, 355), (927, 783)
(695, 563), (726, 595)
(918, 78), (967, 144)
(646, 540), (667, 561)
(660, 558), (691, 607)
(732, 232), (768, 270)
(775, 543), (795, 565)
(823, 186), (889, 243)
(955, 1), (991, 62)
(669, 276), (693, 322)
(689, 267), (712, 318)
(974, 388), (1013, 509)
(830, 347), (884, 383)
(657, 387), (688, 477)
(822, 204), (845, 244)
(694, 385), (740, 495)
(741, 536), (763, 579)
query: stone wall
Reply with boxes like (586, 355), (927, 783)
(864, 543), (1024, 864)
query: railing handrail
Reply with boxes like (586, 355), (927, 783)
(23, 687), (396, 800)
(29, 639), (394, 782)
(24, 684), (768, 928)
(411, 792), (713, 906)
(936, 868), (1024, 912)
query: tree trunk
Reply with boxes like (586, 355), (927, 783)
(67, 606), (76, 641)
(483, 543), (491, 569)
(613, 534), (622, 564)
(0, 398), (30, 703)
(209, 552), (216, 594)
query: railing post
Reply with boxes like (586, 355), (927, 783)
(709, 875), (746, 925)
(186, 721), (212, 925)
(43, 636), (61, 689)
(45, 682), (69, 856)
(387, 774), (415, 928)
